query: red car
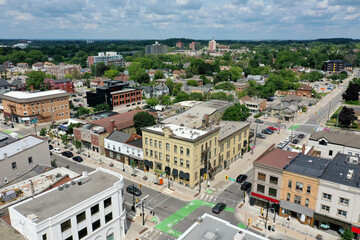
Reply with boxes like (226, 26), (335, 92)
(268, 126), (277, 131)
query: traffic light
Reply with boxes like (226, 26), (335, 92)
(204, 174), (207, 180)
(139, 183), (142, 189)
(225, 175), (229, 180)
(136, 198), (139, 203)
(248, 218), (251, 226)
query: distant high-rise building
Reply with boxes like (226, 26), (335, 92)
(189, 41), (198, 51)
(87, 52), (125, 68)
(145, 41), (168, 55)
(176, 42), (184, 50)
(209, 39), (216, 51)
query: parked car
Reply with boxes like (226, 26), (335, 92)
(62, 151), (73, 158)
(266, 97), (274, 102)
(236, 174), (248, 184)
(72, 156), (83, 162)
(261, 129), (272, 134)
(212, 202), (226, 214)
(126, 185), (142, 196)
(241, 182), (252, 192)
(268, 126), (277, 131)
(291, 132), (296, 138)
(266, 128), (275, 133)
(52, 148), (61, 154)
(292, 138), (299, 144)
(277, 142), (286, 149)
(284, 137), (290, 142)
(256, 133), (266, 139)
(263, 115), (269, 119)
(49, 144), (53, 150)
(73, 98), (81, 102)
(298, 134), (305, 139)
(255, 119), (264, 124)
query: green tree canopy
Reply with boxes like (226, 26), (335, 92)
(161, 95), (171, 106)
(222, 103), (251, 121)
(339, 107), (357, 126)
(154, 70), (165, 80)
(214, 82), (235, 91)
(211, 91), (228, 100)
(165, 78), (175, 95)
(229, 67), (243, 81)
(128, 62), (146, 82)
(94, 103), (110, 112)
(27, 71), (46, 90)
(76, 107), (90, 117)
(174, 91), (190, 103)
(146, 97), (159, 107)
(104, 69), (119, 80)
(189, 92), (204, 101)
(343, 82), (360, 101)
(186, 79), (199, 86)
(40, 128), (47, 137)
(133, 111), (156, 135)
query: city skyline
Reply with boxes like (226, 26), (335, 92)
(1, 0), (360, 40)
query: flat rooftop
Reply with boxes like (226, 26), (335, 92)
(110, 88), (136, 94)
(309, 131), (360, 149)
(13, 169), (121, 223)
(0, 135), (45, 160)
(284, 154), (330, 178)
(254, 148), (298, 170)
(144, 124), (209, 140)
(0, 132), (18, 148)
(179, 213), (267, 240)
(3, 90), (67, 100)
(218, 121), (250, 141)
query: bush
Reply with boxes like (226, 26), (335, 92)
(254, 113), (262, 118)
(352, 123), (358, 128)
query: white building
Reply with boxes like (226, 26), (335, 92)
(308, 131), (360, 159)
(315, 153), (360, 234)
(208, 39), (216, 51)
(9, 168), (127, 240)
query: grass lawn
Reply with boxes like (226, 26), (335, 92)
(344, 100), (360, 105)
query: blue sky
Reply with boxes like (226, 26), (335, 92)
(1, 0), (360, 40)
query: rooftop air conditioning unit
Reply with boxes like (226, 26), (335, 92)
(347, 169), (354, 180)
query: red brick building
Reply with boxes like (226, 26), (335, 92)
(44, 78), (75, 93)
(277, 84), (313, 98)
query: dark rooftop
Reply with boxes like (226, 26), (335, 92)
(320, 153), (360, 188)
(126, 138), (142, 148)
(255, 148), (298, 170)
(0, 132), (18, 147)
(106, 131), (131, 143)
(284, 154), (330, 178)
(309, 131), (360, 149)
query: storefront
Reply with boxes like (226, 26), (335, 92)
(250, 192), (279, 209)
(144, 160), (153, 172)
(279, 200), (314, 226)
(314, 213), (350, 234)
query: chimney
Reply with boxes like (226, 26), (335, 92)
(203, 114), (210, 127)
(302, 144), (306, 154)
(3, 153), (7, 160)
(110, 120), (115, 132)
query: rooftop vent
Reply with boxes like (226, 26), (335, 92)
(64, 183), (69, 188)
(347, 169), (354, 180)
(58, 186), (63, 191)
(288, 156), (292, 159)
(308, 160), (313, 163)
(70, 181), (76, 185)
(346, 156), (359, 165)
(27, 214), (38, 222)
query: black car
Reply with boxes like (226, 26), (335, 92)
(72, 156), (83, 162)
(126, 185), (142, 196)
(261, 129), (272, 135)
(241, 182), (252, 192)
(212, 202), (226, 214)
(49, 144), (53, 150)
(267, 97), (274, 102)
(236, 174), (248, 184)
(292, 138), (299, 144)
(256, 133), (266, 139)
(61, 151), (73, 158)
(255, 119), (264, 124)
(73, 98), (81, 102)
(298, 134), (305, 139)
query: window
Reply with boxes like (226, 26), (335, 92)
(227, 140), (230, 148)
(107, 233), (114, 240)
(105, 212), (113, 223)
(174, 145), (177, 153)
(321, 205), (330, 212)
(286, 193), (291, 201)
(155, 140), (157, 147)
(145, 138), (148, 144)
(174, 157), (177, 165)
(78, 228), (87, 239)
(76, 211), (86, 223)
(166, 143), (170, 150)
(150, 139), (153, 146)
(269, 188), (277, 197)
(257, 184), (265, 193)
(294, 195), (302, 205)
(28, 157), (33, 164)
(220, 145), (224, 152)
(338, 209), (347, 217)
(61, 219), (71, 232)
(180, 147), (184, 154)
(186, 148), (190, 156)
(150, 150), (153, 157)
(65, 236), (73, 240)
(306, 185), (311, 194)
(11, 162), (17, 170)
(180, 158), (184, 167)
(42, 234), (47, 240)
(295, 182), (303, 191)
(145, 149), (148, 156)
(166, 154), (170, 162)
(288, 180), (292, 188)
(329, 150), (333, 156)
(159, 153), (162, 160)
(339, 197), (349, 206)
(323, 193), (332, 201)
(305, 198), (309, 207)
(104, 197), (112, 208)
(155, 151), (158, 159)
(257, 173), (266, 181)
(186, 160), (190, 168)
(269, 176), (278, 185)
(159, 141), (162, 149)
(92, 219), (101, 231)
(91, 204), (99, 215)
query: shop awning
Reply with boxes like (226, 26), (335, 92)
(144, 160), (153, 168)
(251, 192), (279, 203)
(172, 168), (178, 176)
(179, 171), (185, 179)
(352, 226), (360, 234)
(280, 200), (314, 217)
(165, 166), (171, 173)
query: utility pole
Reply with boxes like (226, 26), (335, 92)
(199, 171), (201, 193)
(132, 183), (135, 211)
(142, 199), (145, 226)
(265, 200), (269, 232)
(34, 123), (37, 136)
(326, 100), (332, 130)
(254, 122), (258, 145)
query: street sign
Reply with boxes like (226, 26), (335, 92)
(225, 175), (229, 180)
(161, 172), (166, 176)
(139, 184), (142, 189)
(229, 177), (236, 182)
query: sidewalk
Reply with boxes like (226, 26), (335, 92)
(236, 199), (339, 240)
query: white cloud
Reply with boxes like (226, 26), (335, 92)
(84, 23), (98, 30)
(6, 11), (34, 21)
(0, 0), (6, 5)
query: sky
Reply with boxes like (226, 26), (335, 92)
(1, 0), (360, 40)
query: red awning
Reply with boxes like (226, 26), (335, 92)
(351, 226), (360, 234)
(251, 192), (279, 203)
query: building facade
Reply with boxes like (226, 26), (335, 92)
(209, 39), (216, 51)
(9, 168), (127, 240)
(44, 78), (75, 93)
(2, 90), (70, 125)
(73, 124), (109, 154)
(145, 42), (168, 55)
(46, 64), (81, 79)
(142, 124), (220, 188)
(324, 60), (346, 72)
(87, 52), (125, 68)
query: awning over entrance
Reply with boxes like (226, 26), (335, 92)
(179, 171), (190, 181)
(251, 192), (279, 203)
(144, 160), (153, 168)
(280, 200), (314, 217)
(172, 168), (178, 176)
(352, 226), (360, 234)
(165, 166), (171, 174)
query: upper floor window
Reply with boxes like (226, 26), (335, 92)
(323, 193), (332, 201)
(257, 173), (266, 181)
(295, 182), (303, 192)
(339, 197), (349, 206)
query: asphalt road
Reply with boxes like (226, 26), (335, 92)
(50, 153), (95, 174)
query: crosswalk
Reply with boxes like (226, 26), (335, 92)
(163, 188), (175, 195)
(286, 130), (309, 136)
(198, 193), (237, 208)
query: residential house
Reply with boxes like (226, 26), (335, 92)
(0, 65), (7, 79)
(44, 78), (75, 93)
(45, 64), (81, 79)
(10, 78), (26, 91)
(277, 84), (313, 98)
(182, 83), (211, 96)
(32, 62), (44, 71)
(141, 85), (169, 98)
(243, 75), (265, 85)
(280, 154), (330, 226)
(263, 95), (304, 121)
(240, 96), (266, 114)
(172, 70), (186, 79)
(0, 78), (11, 94)
(234, 82), (250, 92)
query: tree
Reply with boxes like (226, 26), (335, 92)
(339, 107), (357, 126)
(61, 134), (69, 146)
(343, 83), (360, 101)
(128, 62), (146, 82)
(85, 79), (91, 88)
(227, 94), (235, 102)
(189, 92), (204, 101)
(222, 103), (251, 121)
(173, 83), (183, 96)
(341, 228), (355, 240)
(40, 128), (47, 137)
(146, 97), (159, 107)
(229, 67), (243, 81)
(138, 73), (150, 84)
(133, 111), (156, 135)
(94, 103), (110, 113)
(94, 62), (110, 76)
(74, 140), (82, 153)
(71, 70), (81, 80)
(214, 82), (235, 91)
(215, 70), (231, 83)
(211, 91), (228, 100)
(174, 91), (190, 103)
(83, 72), (91, 79)
(154, 70), (165, 80)
(186, 79), (199, 86)
(166, 78), (175, 95)
(161, 95), (171, 106)
(64, 74), (73, 80)
(26, 71), (46, 90)
(104, 69), (119, 80)
(76, 107), (90, 117)
(66, 123), (82, 135)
